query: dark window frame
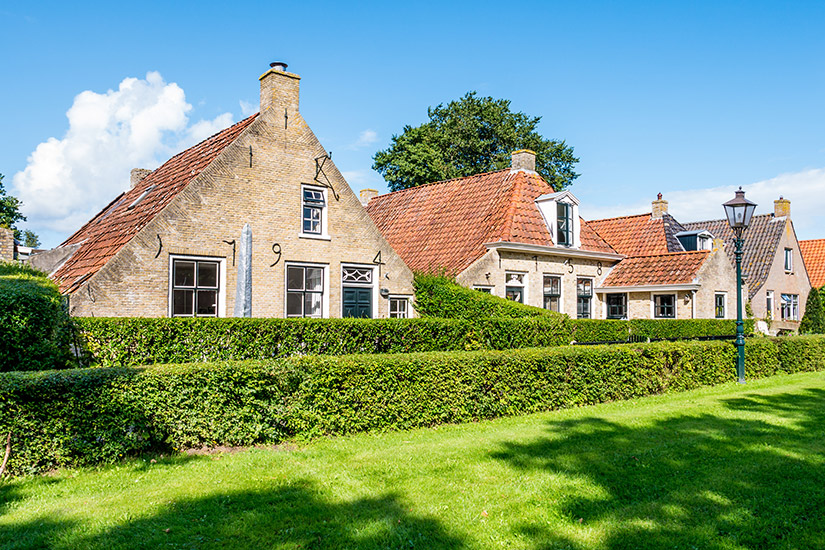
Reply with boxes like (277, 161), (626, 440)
(557, 202), (573, 246)
(606, 293), (627, 319)
(170, 257), (220, 317)
(543, 274), (561, 312)
(577, 278), (592, 319)
(286, 264), (325, 318)
(715, 293), (726, 318)
(301, 186), (326, 235)
(654, 294), (676, 318)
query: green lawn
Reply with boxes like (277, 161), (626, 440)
(2, 371), (824, 550)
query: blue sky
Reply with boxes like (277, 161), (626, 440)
(2, 1), (824, 248)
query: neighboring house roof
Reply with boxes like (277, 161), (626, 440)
(800, 238), (825, 288)
(365, 169), (615, 275)
(601, 250), (710, 288)
(53, 114), (258, 294)
(588, 213), (685, 257)
(682, 213), (785, 298)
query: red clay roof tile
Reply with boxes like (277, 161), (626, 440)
(601, 250), (710, 287)
(800, 238), (825, 288)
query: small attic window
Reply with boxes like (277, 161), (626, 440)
(676, 230), (712, 251)
(557, 202), (573, 246)
(127, 185), (157, 210)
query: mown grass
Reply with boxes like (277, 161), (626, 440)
(1, 371), (824, 549)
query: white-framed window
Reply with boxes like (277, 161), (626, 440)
(169, 256), (225, 317)
(606, 293), (627, 319)
(766, 290), (774, 320)
(473, 285), (493, 293)
(715, 293), (727, 319)
(505, 272), (526, 303)
(341, 264), (376, 318)
(300, 185), (329, 239)
(577, 278), (592, 318)
(286, 263), (327, 318)
(781, 293), (799, 321)
(389, 296), (411, 318)
(653, 294), (676, 318)
(543, 274), (561, 312)
(784, 248), (793, 272)
(557, 202), (573, 246)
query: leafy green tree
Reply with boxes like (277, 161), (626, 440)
(373, 92), (579, 191)
(0, 173), (40, 246)
(799, 287), (825, 334)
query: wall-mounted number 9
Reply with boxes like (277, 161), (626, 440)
(270, 243), (282, 267)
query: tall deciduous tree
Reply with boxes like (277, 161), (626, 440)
(373, 92), (579, 192)
(800, 287), (824, 334)
(0, 173), (40, 246)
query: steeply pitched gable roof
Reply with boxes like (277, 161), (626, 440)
(365, 169), (615, 275)
(53, 114), (258, 293)
(588, 213), (685, 257)
(601, 250), (710, 287)
(800, 238), (825, 289)
(682, 214), (785, 298)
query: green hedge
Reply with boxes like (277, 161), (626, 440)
(1, 335), (822, 475)
(0, 262), (74, 371)
(74, 316), (753, 367)
(413, 273), (558, 319)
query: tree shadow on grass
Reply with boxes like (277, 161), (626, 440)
(491, 387), (825, 550)
(0, 477), (464, 550)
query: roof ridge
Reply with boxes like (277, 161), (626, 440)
(685, 212), (776, 226)
(371, 168), (512, 201)
(627, 249), (711, 259)
(589, 212), (653, 223)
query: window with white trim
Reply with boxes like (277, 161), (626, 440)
(557, 202), (573, 246)
(286, 265), (324, 317)
(577, 278), (592, 319)
(781, 293), (799, 321)
(301, 186), (326, 236)
(473, 286), (493, 293)
(505, 272), (525, 303)
(654, 294), (676, 318)
(389, 297), (410, 318)
(715, 293), (726, 319)
(543, 275), (561, 312)
(784, 248), (793, 272)
(766, 290), (774, 320)
(171, 258), (220, 317)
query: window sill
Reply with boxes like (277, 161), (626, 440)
(299, 233), (332, 241)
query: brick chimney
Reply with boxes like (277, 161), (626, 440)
(260, 61), (300, 117)
(130, 168), (152, 189)
(359, 188), (378, 206)
(651, 193), (668, 219)
(774, 196), (791, 218)
(511, 149), (536, 172)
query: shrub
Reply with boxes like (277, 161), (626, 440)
(1, 335), (823, 475)
(800, 287), (825, 334)
(413, 273), (559, 319)
(0, 262), (74, 371)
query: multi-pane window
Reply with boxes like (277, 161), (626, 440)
(577, 278), (592, 319)
(781, 294), (799, 321)
(557, 202), (572, 246)
(543, 275), (561, 312)
(784, 248), (793, 272)
(302, 187), (326, 235)
(286, 265), (324, 317)
(715, 293), (726, 318)
(473, 286), (493, 293)
(171, 258), (219, 317)
(505, 272), (525, 303)
(606, 293), (626, 319)
(389, 297), (410, 318)
(654, 294), (676, 318)
(766, 290), (774, 319)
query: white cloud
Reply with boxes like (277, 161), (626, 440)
(12, 72), (234, 235)
(348, 129), (378, 150)
(580, 168), (825, 240)
(239, 100), (257, 117)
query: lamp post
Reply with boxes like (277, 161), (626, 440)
(723, 187), (757, 384)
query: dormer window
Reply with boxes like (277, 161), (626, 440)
(557, 202), (573, 246)
(676, 230), (713, 251)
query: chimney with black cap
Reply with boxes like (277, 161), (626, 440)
(259, 61), (300, 117)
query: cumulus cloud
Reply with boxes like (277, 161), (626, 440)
(581, 168), (825, 240)
(12, 72), (234, 235)
(348, 129), (378, 150)
(239, 100), (257, 117)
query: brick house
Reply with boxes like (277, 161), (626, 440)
(39, 62), (415, 319)
(683, 198), (811, 333)
(365, 152), (738, 320)
(800, 239), (825, 290)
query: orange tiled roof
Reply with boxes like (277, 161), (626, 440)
(365, 170), (616, 275)
(800, 238), (825, 288)
(601, 250), (710, 287)
(588, 213), (685, 257)
(53, 114), (258, 293)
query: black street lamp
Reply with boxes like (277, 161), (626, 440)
(723, 187), (757, 384)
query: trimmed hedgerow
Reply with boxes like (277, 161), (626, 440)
(1, 335), (823, 475)
(0, 262), (74, 371)
(73, 316), (751, 367)
(413, 273), (558, 319)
